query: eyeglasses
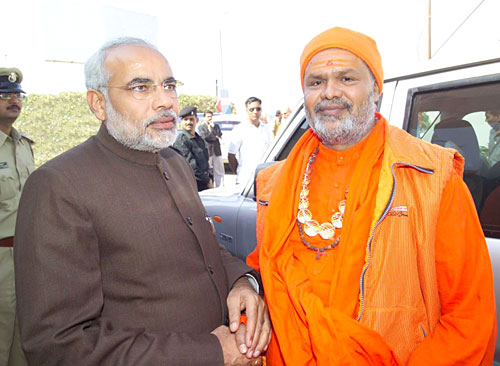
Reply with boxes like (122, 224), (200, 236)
(104, 79), (181, 100)
(0, 92), (26, 100)
(248, 107), (262, 112)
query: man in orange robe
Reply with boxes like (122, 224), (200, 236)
(247, 27), (497, 365)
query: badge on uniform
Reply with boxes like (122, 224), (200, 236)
(387, 205), (408, 217)
(8, 72), (17, 83)
(0, 162), (8, 169)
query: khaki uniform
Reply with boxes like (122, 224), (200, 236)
(0, 127), (33, 366)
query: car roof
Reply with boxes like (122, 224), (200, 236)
(212, 114), (243, 123)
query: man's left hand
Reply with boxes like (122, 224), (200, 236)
(227, 277), (271, 359)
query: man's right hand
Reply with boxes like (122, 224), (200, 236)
(211, 325), (258, 366)
(227, 153), (238, 174)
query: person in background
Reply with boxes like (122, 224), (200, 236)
(247, 27), (496, 365)
(14, 37), (270, 365)
(199, 110), (224, 187)
(173, 105), (212, 191)
(228, 97), (272, 184)
(281, 106), (292, 121)
(0, 67), (31, 366)
(271, 110), (283, 137)
(485, 109), (500, 166)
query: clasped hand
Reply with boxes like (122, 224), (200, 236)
(212, 277), (271, 365)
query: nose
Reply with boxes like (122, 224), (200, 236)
(8, 94), (21, 103)
(321, 79), (343, 100)
(151, 88), (176, 111)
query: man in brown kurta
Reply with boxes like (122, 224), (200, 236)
(13, 38), (270, 365)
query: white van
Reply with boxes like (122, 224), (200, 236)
(200, 58), (500, 364)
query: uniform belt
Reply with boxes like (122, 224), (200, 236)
(0, 236), (14, 247)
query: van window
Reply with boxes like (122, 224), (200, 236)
(415, 111), (441, 140)
(277, 117), (309, 161)
(407, 79), (500, 238)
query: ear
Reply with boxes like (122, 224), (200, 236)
(87, 90), (106, 122)
(373, 83), (381, 104)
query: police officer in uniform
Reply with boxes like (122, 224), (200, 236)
(0, 68), (32, 366)
(173, 106), (212, 191)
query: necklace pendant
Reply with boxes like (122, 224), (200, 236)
(331, 211), (343, 228)
(297, 209), (312, 224)
(299, 188), (309, 198)
(319, 222), (335, 240)
(303, 220), (320, 236)
(298, 198), (309, 210)
(315, 251), (327, 260)
(338, 200), (346, 214)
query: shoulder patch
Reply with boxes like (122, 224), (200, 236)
(20, 132), (35, 144)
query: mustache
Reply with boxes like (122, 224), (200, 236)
(144, 109), (178, 127)
(7, 105), (21, 110)
(314, 98), (353, 113)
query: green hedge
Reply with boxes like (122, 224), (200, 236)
(178, 94), (218, 114)
(16, 92), (218, 167)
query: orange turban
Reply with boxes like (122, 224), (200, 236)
(300, 27), (383, 93)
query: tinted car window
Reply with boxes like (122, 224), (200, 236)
(276, 117), (309, 161)
(407, 78), (500, 238)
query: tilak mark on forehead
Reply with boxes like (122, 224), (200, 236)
(305, 58), (359, 75)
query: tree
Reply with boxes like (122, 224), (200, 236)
(178, 94), (218, 113)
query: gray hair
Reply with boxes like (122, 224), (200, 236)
(84, 37), (158, 94)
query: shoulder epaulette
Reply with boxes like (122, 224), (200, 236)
(20, 131), (35, 144)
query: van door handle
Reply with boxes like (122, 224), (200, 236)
(219, 233), (233, 243)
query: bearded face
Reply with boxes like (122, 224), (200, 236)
(105, 99), (178, 152)
(305, 89), (377, 148)
(302, 48), (380, 149)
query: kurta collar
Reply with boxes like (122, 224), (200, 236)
(95, 124), (161, 166)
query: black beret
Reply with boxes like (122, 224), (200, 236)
(0, 67), (25, 93)
(179, 105), (197, 118)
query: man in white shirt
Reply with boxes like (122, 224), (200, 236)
(228, 97), (272, 184)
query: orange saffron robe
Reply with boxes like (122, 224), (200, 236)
(248, 118), (497, 365)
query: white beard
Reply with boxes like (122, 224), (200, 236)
(105, 101), (177, 152)
(306, 90), (377, 147)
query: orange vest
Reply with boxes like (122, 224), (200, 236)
(254, 125), (464, 363)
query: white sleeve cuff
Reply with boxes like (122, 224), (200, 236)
(244, 273), (260, 294)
